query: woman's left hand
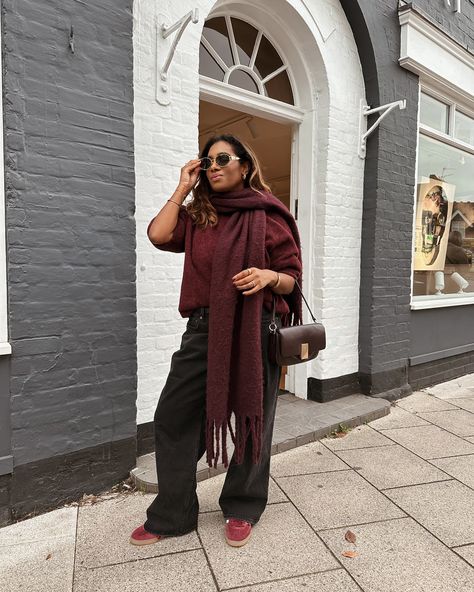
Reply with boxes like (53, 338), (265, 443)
(232, 267), (275, 296)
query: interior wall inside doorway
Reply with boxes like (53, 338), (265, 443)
(199, 100), (292, 209)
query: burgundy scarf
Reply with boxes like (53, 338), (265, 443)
(205, 187), (303, 469)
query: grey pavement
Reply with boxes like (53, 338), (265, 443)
(1, 373), (474, 591)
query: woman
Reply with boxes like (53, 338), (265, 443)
(130, 134), (303, 548)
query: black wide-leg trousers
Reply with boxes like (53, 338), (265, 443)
(144, 306), (282, 536)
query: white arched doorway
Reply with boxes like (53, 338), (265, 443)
(134, 0), (366, 423)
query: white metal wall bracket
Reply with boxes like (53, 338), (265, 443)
(443, 0), (461, 13)
(156, 9), (199, 106)
(358, 98), (407, 158)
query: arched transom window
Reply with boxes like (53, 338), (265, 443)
(199, 16), (294, 105)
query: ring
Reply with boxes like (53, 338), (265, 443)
(251, 281), (255, 288)
(247, 268), (251, 276)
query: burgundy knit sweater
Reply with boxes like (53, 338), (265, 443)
(147, 205), (302, 319)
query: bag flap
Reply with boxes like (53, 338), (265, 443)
(278, 323), (326, 357)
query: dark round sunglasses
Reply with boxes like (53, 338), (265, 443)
(199, 152), (241, 170)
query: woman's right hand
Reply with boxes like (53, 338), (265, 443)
(177, 159), (202, 195)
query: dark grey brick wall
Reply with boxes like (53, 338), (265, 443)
(414, 0), (474, 50)
(341, 0), (474, 395)
(3, 0), (136, 466)
(341, 0), (419, 395)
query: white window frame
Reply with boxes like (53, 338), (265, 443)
(0, 22), (10, 356)
(200, 14), (295, 105)
(410, 83), (474, 310)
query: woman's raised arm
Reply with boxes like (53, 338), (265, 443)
(148, 158), (201, 244)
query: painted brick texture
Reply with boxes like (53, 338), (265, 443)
(339, 0), (419, 392)
(3, 0), (137, 465)
(415, 0), (474, 50)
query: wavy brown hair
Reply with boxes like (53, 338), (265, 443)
(186, 134), (272, 230)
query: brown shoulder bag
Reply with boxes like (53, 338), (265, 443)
(268, 280), (326, 366)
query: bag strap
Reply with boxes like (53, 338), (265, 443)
(271, 279), (319, 324)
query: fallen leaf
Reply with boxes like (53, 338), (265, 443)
(46, 553), (52, 560)
(342, 551), (357, 558)
(345, 530), (356, 544)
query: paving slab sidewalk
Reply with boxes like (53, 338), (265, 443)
(1, 374), (474, 592)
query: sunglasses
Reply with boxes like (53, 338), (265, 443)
(199, 152), (240, 170)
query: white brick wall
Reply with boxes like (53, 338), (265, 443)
(134, 0), (366, 423)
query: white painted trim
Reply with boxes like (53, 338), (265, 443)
(0, 20), (10, 357)
(0, 343), (12, 355)
(411, 294), (474, 310)
(398, 7), (474, 104)
(289, 108), (319, 399)
(200, 35), (229, 73)
(223, 65), (265, 94)
(419, 125), (474, 155)
(286, 125), (302, 397)
(261, 64), (288, 85)
(225, 14), (240, 66)
(399, 7), (473, 69)
(404, 61), (473, 107)
(249, 30), (262, 70)
(409, 83), (421, 310)
(199, 76), (305, 124)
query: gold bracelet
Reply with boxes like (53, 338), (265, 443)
(271, 271), (280, 290)
(167, 199), (181, 207)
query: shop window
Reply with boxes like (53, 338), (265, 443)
(420, 92), (450, 134)
(454, 111), (474, 146)
(199, 16), (294, 105)
(412, 132), (474, 303)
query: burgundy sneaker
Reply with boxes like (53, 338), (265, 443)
(130, 524), (167, 546)
(224, 518), (252, 547)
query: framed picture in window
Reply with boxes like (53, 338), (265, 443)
(414, 179), (455, 271)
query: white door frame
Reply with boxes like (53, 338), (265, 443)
(199, 78), (305, 125)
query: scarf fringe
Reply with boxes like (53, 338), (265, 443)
(206, 414), (263, 469)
